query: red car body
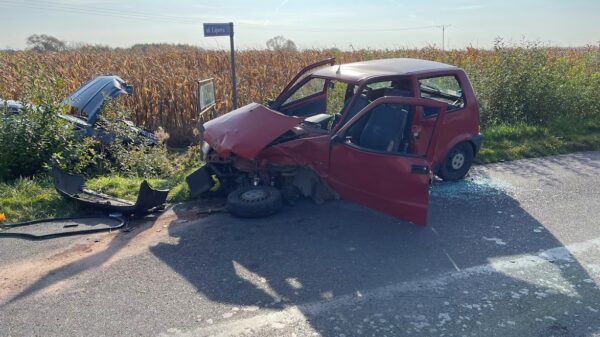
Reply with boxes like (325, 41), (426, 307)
(200, 58), (482, 225)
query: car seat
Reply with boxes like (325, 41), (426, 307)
(359, 104), (408, 152)
(341, 87), (373, 121)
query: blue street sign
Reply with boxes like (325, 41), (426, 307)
(202, 22), (238, 108)
(203, 23), (232, 37)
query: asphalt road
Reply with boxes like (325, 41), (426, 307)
(1, 152), (600, 337)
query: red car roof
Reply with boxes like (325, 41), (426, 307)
(312, 58), (457, 83)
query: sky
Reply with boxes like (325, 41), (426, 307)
(1, 0), (598, 50)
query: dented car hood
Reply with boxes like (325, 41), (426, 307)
(203, 103), (304, 160)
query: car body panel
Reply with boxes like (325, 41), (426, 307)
(258, 134), (331, 175)
(57, 113), (92, 128)
(203, 103), (304, 160)
(312, 58), (458, 83)
(271, 58), (335, 109)
(278, 91), (328, 117)
(2, 75), (155, 145)
(0, 99), (25, 114)
(326, 96), (447, 225)
(64, 75), (133, 125)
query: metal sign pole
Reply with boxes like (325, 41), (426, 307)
(203, 22), (238, 110)
(229, 22), (238, 109)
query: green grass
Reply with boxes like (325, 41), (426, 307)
(0, 176), (81, 223)
(477, 118), (600, 163)
(85, 168), (196, 203)
(0, 167), (197, 224)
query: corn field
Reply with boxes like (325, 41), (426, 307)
(1, 42), (598, 145)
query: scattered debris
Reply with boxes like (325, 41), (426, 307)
(53, 168), (168, 214)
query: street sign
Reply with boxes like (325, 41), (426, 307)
(203, 23), (231, 37)
(197, 78), (216, 117)
(203, 22), (238, 109)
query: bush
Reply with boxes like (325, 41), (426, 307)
(0, 73), (175, 181)
(466, 40), (600, 127)
(0, 78), (77, 180)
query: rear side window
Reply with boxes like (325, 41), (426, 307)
(418, 76), (464, 112)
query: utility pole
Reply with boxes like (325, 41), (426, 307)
(440, 24), (451, 51)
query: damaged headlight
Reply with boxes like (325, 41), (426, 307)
(201, 141), (211, 161)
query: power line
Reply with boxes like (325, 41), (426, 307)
(1, 0), (450, 34)
(0, 0), (201, 25)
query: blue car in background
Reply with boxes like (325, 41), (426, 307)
(1, 75), (157, 145)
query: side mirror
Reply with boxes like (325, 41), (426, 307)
(267, 98), (276, 108)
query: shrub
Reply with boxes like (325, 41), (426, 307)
(0, 75), (77, 180)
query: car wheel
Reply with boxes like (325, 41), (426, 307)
(438, 142), (474, 181)
(226, 185), (283, 218)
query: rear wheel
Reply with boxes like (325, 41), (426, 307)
(226, 185), (283, 218)
(438, 142), (474, 181)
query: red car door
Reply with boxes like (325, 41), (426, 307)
(325, 97), (447, 225)
(270, 58), (335, 115)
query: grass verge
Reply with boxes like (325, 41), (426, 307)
(0, 176), (81, 223)
(477, 118), (600, 163)
(0, 167), (197, 224)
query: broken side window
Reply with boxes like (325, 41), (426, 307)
(418, 76), (465, 112)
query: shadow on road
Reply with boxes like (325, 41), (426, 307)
(3, 153), (599, 336)
(149, 166), (600, 336)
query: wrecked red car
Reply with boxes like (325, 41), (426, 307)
(187, 58), (482, 225)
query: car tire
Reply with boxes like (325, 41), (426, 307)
(438, 142), (474, 181)
(226, 185), (283, 218)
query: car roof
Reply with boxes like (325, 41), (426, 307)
(312, 58), (458, 83)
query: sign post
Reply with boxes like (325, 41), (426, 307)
(203, 22), (238, 109)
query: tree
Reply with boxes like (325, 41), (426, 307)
(26, 34), (67, 52)
(266, 36), (297, 51)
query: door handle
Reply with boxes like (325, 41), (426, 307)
(411, 165), (429, 174)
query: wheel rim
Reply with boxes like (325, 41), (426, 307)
(451, 152), (465, 170)
(241, 188), (268, 202)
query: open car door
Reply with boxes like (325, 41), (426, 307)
(325, 96), (447, 225)
(269, 58), (335, 116)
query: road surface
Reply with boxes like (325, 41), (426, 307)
(1, 152), (600, 337)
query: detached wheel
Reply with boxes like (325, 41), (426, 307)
(439, 142), (474, 181)
(227, 186), (283, 218)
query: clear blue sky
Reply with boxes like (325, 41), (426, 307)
(1, 0), (598, 50)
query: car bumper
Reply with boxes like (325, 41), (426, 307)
(471, 134), (483, 154)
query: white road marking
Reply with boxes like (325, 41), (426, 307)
(160, 236), (600, 337)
